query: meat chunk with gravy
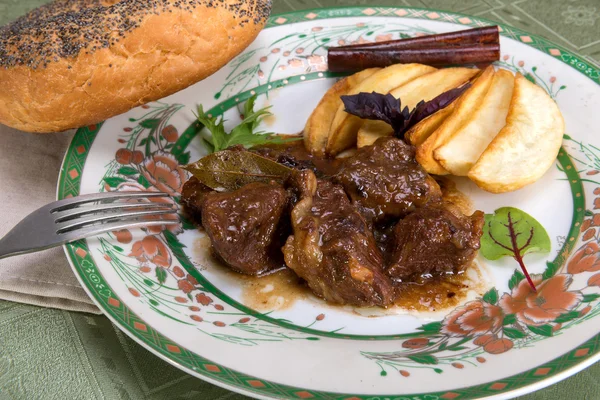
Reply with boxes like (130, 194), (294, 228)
(201, 182), (289, 275)
(387, 203), (484, 282)
(181, 176), (214, 225)
(334, 137), (441, 222)
(283, 171), (394, 307)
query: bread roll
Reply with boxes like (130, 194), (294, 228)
(0, 0), (272, 133)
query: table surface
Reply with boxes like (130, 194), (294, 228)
(1, 0), (599, 399)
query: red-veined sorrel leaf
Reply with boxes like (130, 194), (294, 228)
(481, 207), (551, 292)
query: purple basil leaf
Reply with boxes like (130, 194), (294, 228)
(340, 82), (472, 141)
(407, 83), (472, 130)
(341, 92), (411, 133)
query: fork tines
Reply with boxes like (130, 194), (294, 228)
(0, 191), (181, 260)
(50, 191), (170, 213)
(54, 191), (179, 235)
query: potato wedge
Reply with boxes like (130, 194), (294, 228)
(356, 67), (478, 148)
(304, 68), (379, 155)
(405, 103), (455, 146)
(416, 66), (496, 175)
(468, 73), (565, 193)
(356, 120), (393, 148)
(434, 69), (515, 176)
(389, 67), (479, 109)
(326, 63), (435, 155)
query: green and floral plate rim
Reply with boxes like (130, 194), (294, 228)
(57, 6), (600, 400)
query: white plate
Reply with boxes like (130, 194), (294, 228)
(59, 7), (600, 400)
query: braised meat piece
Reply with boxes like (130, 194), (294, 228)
(181, 176), (214, 225)
(252, 142), (316, 171)
(334, 137), (441, 222)
(251, 141), (340, 177)
(283, 170), (394, 307)
(387, 203), (484, 282)
(201, 182), (289, 275)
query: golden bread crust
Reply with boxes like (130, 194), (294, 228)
(0, 0), (271, 132)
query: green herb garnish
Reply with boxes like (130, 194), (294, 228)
(480, 207), (551, 292)
(197, 95), (298, 153)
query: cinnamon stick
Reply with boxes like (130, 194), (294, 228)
(334, 26), (499, 51)
(328, 43), (500, 72)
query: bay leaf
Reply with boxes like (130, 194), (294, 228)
(184, 149), (292, 191)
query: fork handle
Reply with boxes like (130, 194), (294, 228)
(0, 230), (42, 259)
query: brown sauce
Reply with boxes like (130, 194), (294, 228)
(194, 236), (311, 311)
(392, 265), (485, 312)
(239, 268), (310, 311)
(438, 176), (473, 216)
(237, 262), (486, 314)
(189, 141), (488, 315)
(194, 237), (488, 315)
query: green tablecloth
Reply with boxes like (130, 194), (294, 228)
(0, 1), (598, 399)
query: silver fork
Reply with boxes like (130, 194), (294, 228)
(0, 192), (179, 259)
